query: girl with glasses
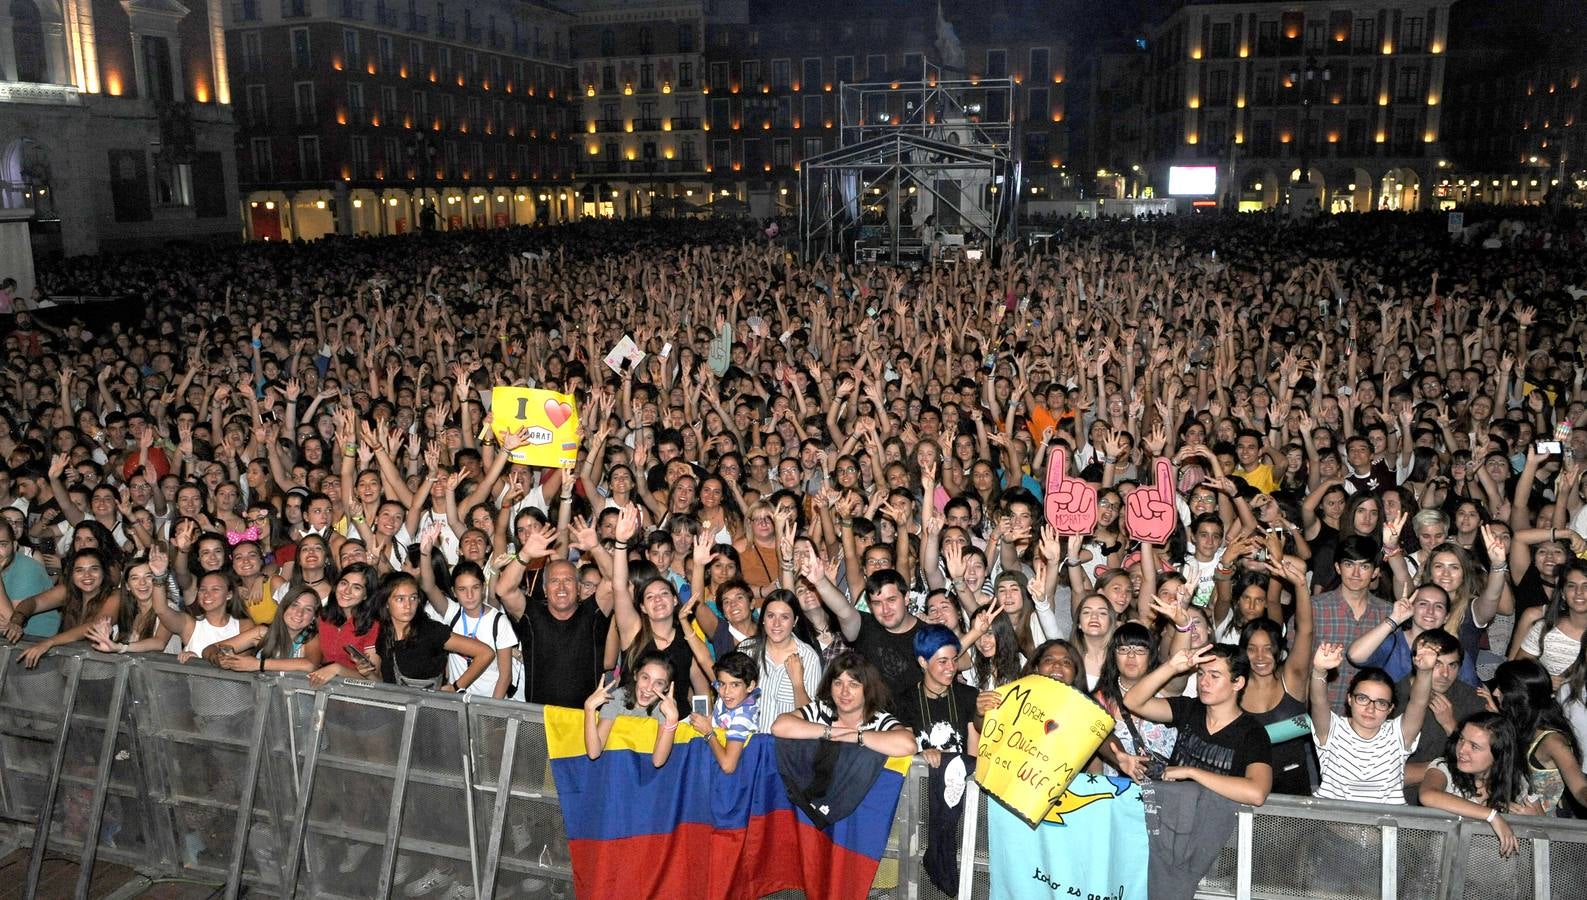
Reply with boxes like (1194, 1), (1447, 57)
(1309, 641), (1433, 803)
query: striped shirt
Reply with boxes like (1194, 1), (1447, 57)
(1312, 712), (1417, 804)
(740, 638), (823, 732)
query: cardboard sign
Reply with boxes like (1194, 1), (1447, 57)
(490, 386), (580, 467)
(1043, 446), (1097, 535)
(603, 335), (646, 374)
(974, 675), (1115, 827)
(1124, 457), (1177, 545)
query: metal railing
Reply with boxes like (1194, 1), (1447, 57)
(2, 640), (1585, 899)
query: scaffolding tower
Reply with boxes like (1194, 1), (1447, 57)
(800, 62), (1016, 264)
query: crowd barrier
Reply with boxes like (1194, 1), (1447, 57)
(1, 641), (1585, 900)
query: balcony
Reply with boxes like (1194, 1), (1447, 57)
(234, 0), (260, 21)
(438, 19), (457, 39)
(339, 0), (364, 20)
(375, 2), (397, 26)
(596, 119), (623, 132)
(670, 117), (700, 130)
(467, 27), (483, 44)
(636, 118), (660, 131)
(406, 14), (427, 34)
(489, 32), (504, 51)
(281, 0), (308, 18)
(577, 158), (702, 176)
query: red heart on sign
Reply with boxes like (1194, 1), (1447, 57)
(1044, 720), (1058, 734)
(544, 399), (573, 428)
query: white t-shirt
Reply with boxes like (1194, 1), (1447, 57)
(1313, 711), (1417, 804)
(424, 597), (523, 700)
(1521, 620), (1582, 678)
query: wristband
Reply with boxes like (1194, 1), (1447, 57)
(1064, 557), (1081, 567)
(1386, 617), (1403, 630)
(613, 540), (629, 549)
(822, 723), (832, 741)
(1175, 620), (1195, 633)
(251, 339), (262, 349)
(118, 643), (130, 654)
(259, 656), (266, 672)
(856, 730), (865, 749)
(660, 721), (678, 733)
(1485, 808), (1498, 823)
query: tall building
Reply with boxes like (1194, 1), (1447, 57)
(0, 0), (240, 259)
(562, 0), (708, 217)
(224, 0), (577, 241)
(561, 0), (1070, 217)
(1442, 0), (1584, 206)
(1142, 0), (1456, 211)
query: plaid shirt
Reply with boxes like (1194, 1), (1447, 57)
(1311, 589), (1387, 713)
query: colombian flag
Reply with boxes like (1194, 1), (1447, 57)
(545, 706), (908, 900)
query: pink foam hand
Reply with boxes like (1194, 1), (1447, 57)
(1044, 446), (1097, 536)
(1125, 457), (1178, 545)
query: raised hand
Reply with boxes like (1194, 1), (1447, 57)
(1314, 642), (1345, 672)
(1043, 446), (1098, 535)
(1125, 457), (1178, 545)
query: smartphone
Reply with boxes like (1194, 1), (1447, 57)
(345, 644), (374, 668)
(1536, 441), (1563, 455)
(691, 695), (709, 718)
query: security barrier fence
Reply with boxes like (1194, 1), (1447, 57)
(2, 641), (1585, 900)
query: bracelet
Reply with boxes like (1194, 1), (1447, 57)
(118, 643), (129, 654)
(660, 721), (678, 733)
(856, 731), (865, 748)
(822, 723), (832, 741)
(1485, 808), (1498, 823)
(258, 656), (266, 672)
(613, 540), (629, 549)
(950, 578), (966, 591)
(836, 516), (853, 528)
(1386, 617), (1404, 630)
(1064, 557), (1081, 567)
(1175, 620), (1195, 633)
(1312, 672), (1329, 681)
(1491, 564), (1509, 574)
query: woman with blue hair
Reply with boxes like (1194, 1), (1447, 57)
(897, 623), (981, 768)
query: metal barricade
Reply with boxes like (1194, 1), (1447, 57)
(5, 641), (1587, 900)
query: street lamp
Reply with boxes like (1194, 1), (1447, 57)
(1289, 56), (1329, 185)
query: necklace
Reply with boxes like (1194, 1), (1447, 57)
(460, 608), (482, 639)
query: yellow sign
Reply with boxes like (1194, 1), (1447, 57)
(490, 386), (580, 467)
(973, 675), (1115, 827)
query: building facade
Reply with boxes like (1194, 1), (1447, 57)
(563, 0), (707, 218)
(1142, 0), (1455, 212)
(224, 0), (577, 241)
(562, 0), (1070, 218)
(0, 0), (240, 259)
(1441, 0), (1584, 206)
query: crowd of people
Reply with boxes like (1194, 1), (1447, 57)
(4, 207), (1587, 891)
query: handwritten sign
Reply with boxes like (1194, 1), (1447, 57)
(490, 386), (580, 468)
(974, 675), (1114, 827)
(1123, 458), (1177, 545)
(1043, 447), (1097, 536)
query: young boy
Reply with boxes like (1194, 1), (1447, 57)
(689, 650), (761, 773)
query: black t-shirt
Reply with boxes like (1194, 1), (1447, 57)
(1514, 566), (1553, 614)
(381, 616), (452, 684)
(896, 681), (980, 754)
(641, 631), (697, 717)
(853, 615), (921, 710)
(514, 600), (610, 708)
(1166, 696), (1273, 777)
